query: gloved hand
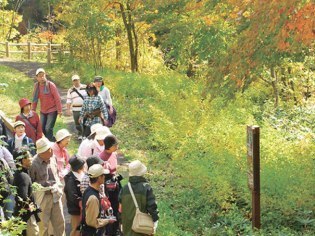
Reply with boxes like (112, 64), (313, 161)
(153, 220), (158, 234)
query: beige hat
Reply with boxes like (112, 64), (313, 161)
(95, 126), (112, 140)
(36, 68), (45, 76)
(90, 123), (103, 135)
(129, 160), (147, 177)
(13, 120), (25, 129)
(55, 129), (72, 142)
(88, 164), (110, 178)
(36, 137), (53, 154)
(71, 74), (80, 81)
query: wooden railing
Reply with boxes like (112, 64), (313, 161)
(0, 110), (14, 139)
(0, 42), (70, 64)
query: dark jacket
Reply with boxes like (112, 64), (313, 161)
(64, 171), (82, 215)
(0, 118), (7, 142)
(13, 168), (37, 221)
(7, 136), (35, 156)
(119, 176), (159, 236)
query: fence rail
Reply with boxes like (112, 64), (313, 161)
(0, 42), (70, 64)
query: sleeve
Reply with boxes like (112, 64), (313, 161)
(146, 186), (159, 222)
(65, 177), (81, 207)
(15, 174), (29, 200)
(2, 146), (15, 169)
(29, 163), (36, 183)
(66, 89), (72, 104)
(98, 96), (108, 120)
(104, 88), (112, 106)
(85, 195), (107, 228)
(31, 84), (38, 111)
(50, 82), (62, 113)
(35, 113), (43, 140)
(28, 138), (36, 156)
(108, 154), (117, 173)
(80, 100), (87, 118)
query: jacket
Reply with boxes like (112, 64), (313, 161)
(119, 176), (159, 236)
(15, 111), (42, 142)
(7, 135), (35, 156)
(64, 171), (82, 215)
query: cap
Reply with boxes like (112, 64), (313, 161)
(36, 137), (53, 154)
(72, 75), (80, 81)
(19, 98), (31, 109)
(69, 155), (85, 171)
(55, 129), (72, 142)
(36, 68), (45, 76)
(94, 76), (103, 82)
(88, 164), (110, 178)
(95, 126), (112, 140)
(86, 156), (104, 168)
(129, 160), (147, 177)
(13, 121), (25, 129)
(90, 123), (103, 136)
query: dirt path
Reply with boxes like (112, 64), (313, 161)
(0, 59), (129, 235)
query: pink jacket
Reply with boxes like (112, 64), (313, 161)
(99, 151), (117, 175)
(51, 142), (70, 179)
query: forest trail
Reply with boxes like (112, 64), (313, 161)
(0, 59), (129, 235)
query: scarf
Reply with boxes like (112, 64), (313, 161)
(15, 133), (26, 149)
(33, 81), (50, 103)
(73, 171), (85, 182)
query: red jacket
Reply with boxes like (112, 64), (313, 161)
(15, 111), (43, 142)
(32, 81), (62, 114)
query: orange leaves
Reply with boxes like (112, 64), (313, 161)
(278, 2), (315, 51)
(38, 31), (54, 41)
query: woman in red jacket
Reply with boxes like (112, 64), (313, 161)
(15, 98), (43, 142)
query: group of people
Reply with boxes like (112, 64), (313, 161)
(0, 68), (159, 236)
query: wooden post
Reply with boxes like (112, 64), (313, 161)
(47, 42), (51, 64)
(5, 42), (9, 57)
(247, 125), (261, 229)
(27, 42), (31, 60)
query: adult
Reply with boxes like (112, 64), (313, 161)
(79, 126), (111, 159)
(64, 155), (85, 236)
(66, 75), (87, 140)
(79, 83), (108, 137)
(119, 160), (159, 235)
(29, 137), (65, 236)
(0, 143), (15, 169)
(52, 129), (71, 181)
(99, 135), (120, 235)
(0, 116), (8, 142)
(32, 68), (62, 141)
(78, 123), (103, 160)
(12, 148), (40, 236)
(81, 164), (114, 236)
(16, 98), (42, 142)
(94, 76), (116, 127)
(7, 121), (36, 156)
(0, 146), (14, 220)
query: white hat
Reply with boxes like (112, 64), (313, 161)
(95, 126), (112, 140)
(88, 164), (109, 178)
(13, 120), (25, 129)
(129, 160), (147, 177)
(36, 68), (45, 76)
(55, 129), (72, 142)
(36, 137), (53, 154)
(71, 74), (80, 81)
(90, 123), (103, 135)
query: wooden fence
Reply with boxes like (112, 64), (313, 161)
(0, 42), (70, 64)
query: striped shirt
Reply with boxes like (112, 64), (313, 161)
(66, 84), (87, 112)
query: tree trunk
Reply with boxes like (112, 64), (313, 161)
(270, 66), (279, 108)
(115, 27), (122, 69)
(119, 1), (138, 72)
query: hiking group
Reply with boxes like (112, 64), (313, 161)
(0, 68), (159, 236)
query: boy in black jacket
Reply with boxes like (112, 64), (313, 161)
(64, 154), (85, 236)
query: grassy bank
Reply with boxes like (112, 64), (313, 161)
(1, 62), (314, 235)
